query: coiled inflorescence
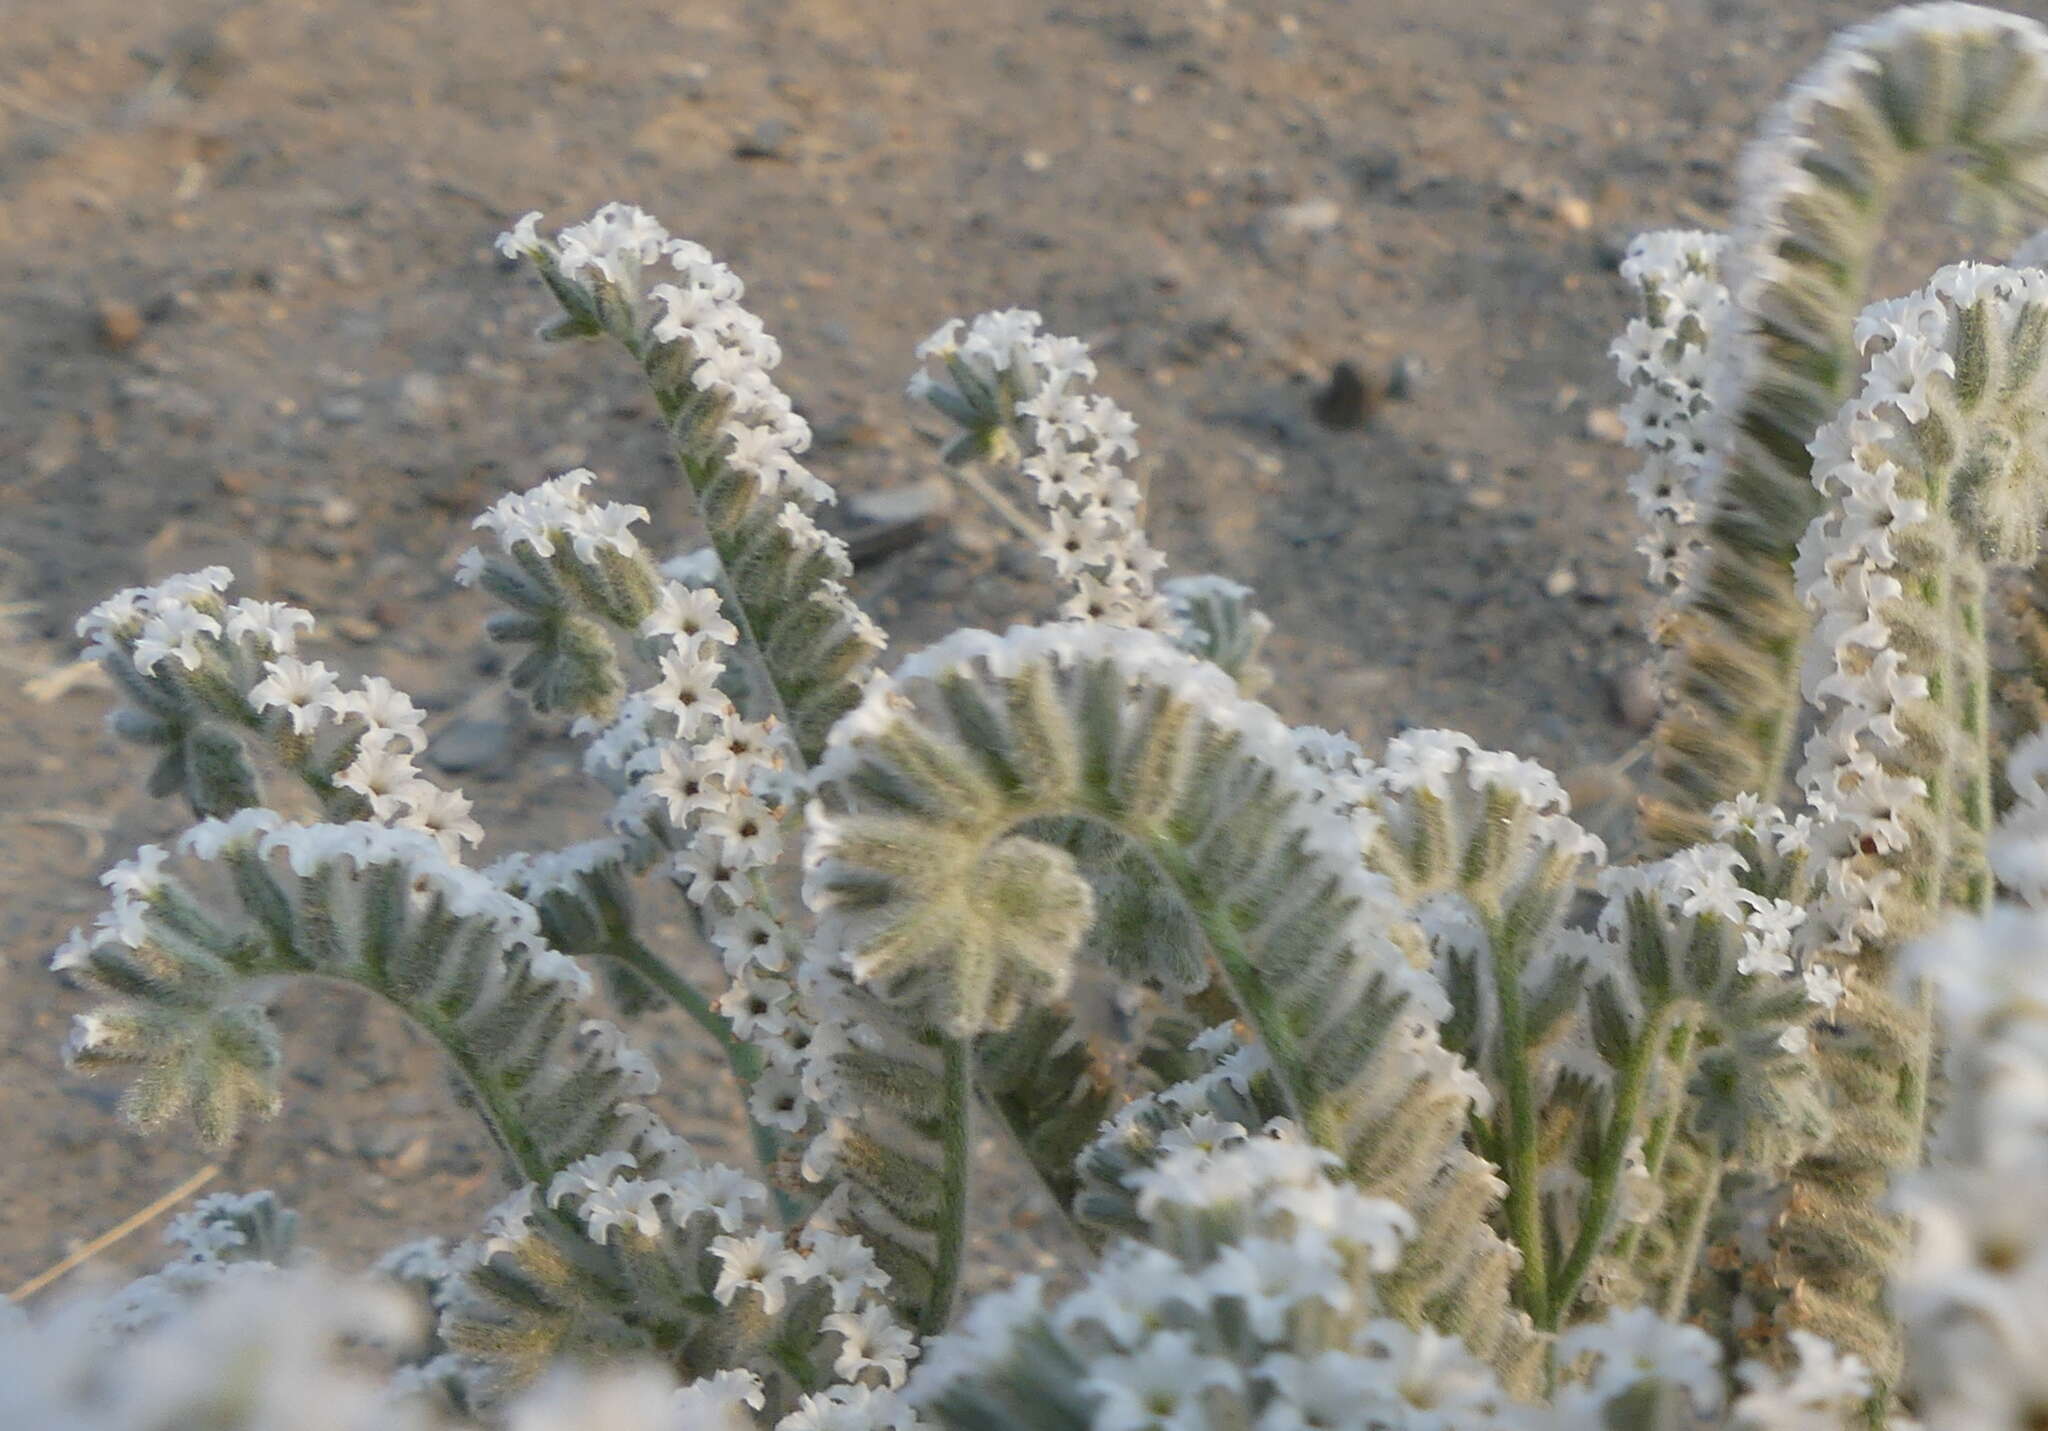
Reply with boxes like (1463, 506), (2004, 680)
(497, 205), (886, 764)
(1640, 3), (2048, 847)
(40, 13), (2048, 1417)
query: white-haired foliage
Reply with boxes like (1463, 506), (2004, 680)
(27, 8), (2048, 1428)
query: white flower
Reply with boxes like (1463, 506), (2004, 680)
(336, 677), (428, 750)
(675, 840), (747, 906)
(671, 1162), (770, 1228)
(77, 585), (154, 658)
(706, 795), (785, 870)
(223, 600), (315, 653)
(397, 782), (485, 855)
(799, 1228), (892, 1310)
(1082, 1330), (1240, 1431)
(914, 318), (964, 360)
(496, 210), (545, 259)
(823, 1302), (919, 1386)
(99, 845), (171, 902)
(548, 1150), (639, 1210)
(1557, 1305), (1723, 1414)
(671, 1368), (766, 1430)
(249, 656), (343, 735)
(1377, 729), (1477, 800)
(1732, 1331), (1870, 1431)
(132, 602), (223, 674)
(718, 964), (794, 1041)
(643, 583), (740, 648)
(709, 1230), (805, 1314)
(778, 1384), (918, 1431)
(337, 743), (419, 819)
(1864, 331), (1955, 424)
(180, 808), (283, 861)
(747, 1060), (811, 1132)
(1204, 1233), (1352, 1341)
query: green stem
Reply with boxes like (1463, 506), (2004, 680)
(1901, 976), (1940, 1164)
(249, 966), (558, 1189)
(610, 932), (757, 1071)
(602, 933), (792, 1211)
(1545, 1009), (1666, 1326)
(1613, 1020), (1698, 1269)
(921, 1036), (975, 1335)
(1952, 579), (1995, 916)
(1661, 1157), (1725, 1320)
(1492, 922), (1550, 1315)
(416, 1005), (555, 1186)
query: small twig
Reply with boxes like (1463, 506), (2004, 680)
(0, 82), (87, 131)
(22, 659), (111, 703)
(8, 809), (114, 863)
(953, 465), (1043, 546)
(8, 1164), (220, 1303)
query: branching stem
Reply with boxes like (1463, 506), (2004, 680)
(1546, 1008), (1666, 1325)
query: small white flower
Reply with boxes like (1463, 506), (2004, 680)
(337, 743), (419, 819)
(709, 1230), (804, 1314)
(337, 676), (428, 751)
(495, 210), (545, 258)
(823, 1302), (919, 1387)
(670, 1368), (766, 1430)
(223, 600), (315, 653)
(99, 845), (171, 902)
(1082, 1329), (1241, 1431)
(132, 602), (223, 674)
(249, 656), (343, 735)
(398, 782), (485, 855)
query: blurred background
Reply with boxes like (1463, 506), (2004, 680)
(0, 0), (1893, 1296)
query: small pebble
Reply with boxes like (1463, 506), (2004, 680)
(1310, 360), (1377, 431)
(1270, 197), (1342, 235)
(1611, 663), (1661, 731)
(1584, 407), (1628, 444)
(1387, 354), (1427, 400)
(96, 300), (144, 352)
(732, 117), (794, 159)
(429, 718), (515, 776)
(1543, 565), (1578, 599)
(394, 372), (448, 429)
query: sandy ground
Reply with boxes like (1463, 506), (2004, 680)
(0, 0), (1931, 1298)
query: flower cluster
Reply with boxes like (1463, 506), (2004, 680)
(498, 204), (864, 643)
(38, 11), (2048, 1420)
(1611, 230), (1729, 603)
(625, 580), (835, 1143)
(916, 1124), (1726, 1431)
(910, 310), (1173, 630)
(528, 1148), (922, 1418)
(1790, 263), (2048, 955)
(78, 564), (479, 852)
(461, 467), (651, 579)
(1879, 907), (2048, 1425)
(1594, 840), (1836, 1054)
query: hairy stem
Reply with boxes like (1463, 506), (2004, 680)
(922, 1036), (975, 1335)
(1612, 1020), (1698, 1271)
(1547, 1012), (1665, 1325)
(601, 931), (791, 1203)
(1494, 940), (1551, 1316)
(1661, 1156), (1724, 1321)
